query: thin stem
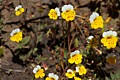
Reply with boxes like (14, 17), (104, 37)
(69, 33), (75, 50)
(75, 15), (88, 20)
(67, 21), (71, 53)
(62, 20), (65, 49)
(0, 66), (25, 73)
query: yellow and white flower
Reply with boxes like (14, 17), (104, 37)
(33, 65), (45, 78)
(65, 69), (75, 78)
(89, 12), (103, 29)
(45, 73), (59, 80)
(106, 53), (116, 64)
(48, 7), (60, 20)
(76, 65), (87, 75)
(10, 28), (22, 42)
(89, 12), (99, 23)
(68, 50), (83, 64)
(15, 5), (25, 16)
(61, 4), (76, 21)
(101, 30), (118, 49)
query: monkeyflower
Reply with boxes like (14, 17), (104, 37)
(101, 30), (118, 49)
(10, 28), (22, 43)
(45, 73), (59, 80)
(106, 53), (116, 64)
(48, 7), (60, 20)
(68, 50), (82, 64)
(15, 5), (25, 16)
(33, 65), (45, 79)
(76, 65), (87, 75)
(65, 69), (75, 78)
(89, 12), (103, 29)
(61, 4), (76, 21)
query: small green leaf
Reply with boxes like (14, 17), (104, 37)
(64, 50), (68, 59)
(74, 38), (78, 48)
(34, 48), (38, 52)
(37, 34), (43, 43)
(21, 36), (31, 45)
(0, 48), (3, 57)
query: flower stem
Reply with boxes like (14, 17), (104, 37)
(67, 21), (71, 53)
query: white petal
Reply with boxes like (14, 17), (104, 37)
(88, 36), (94, 40)
(75, 66), (79, 72)
(89, 12), (99, 23)
(54, 74), (59, 80)
(67, 4), (73, 10)
(15, 5), (22, 11)
(33, 68), (38, 73)
(10, 28), (20, 36)
(70, 52), (75, 57)
(36, 65), (41, 69)
(74, 50), (80, 54)
(55, 7), (60, 16)
(62, 5), (67, 12)
(16, 28), (20, 32)
(102, 32), (107, 37)
(62, 4), (74, 12)
(48, 73), (54, 77)
(18, 5), (22, 8)
(112, 31), (117, 36)
(15, 7), (19, 11)
(67, 69), (73, 73)
(107, 30), (113, 36)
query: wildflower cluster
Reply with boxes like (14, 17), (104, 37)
(66, 50), (87, 79)
(15, 5), (25, 16)
(48, 4), (76, 21)
(9, 3), (119, 80)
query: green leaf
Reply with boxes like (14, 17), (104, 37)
(33, 48), (38, 52)
(74, 38), (78, 48)
(110, 72), (115, 80)
(21, 36), (31, 45)
(37, 34), (43, 43)
(0, 48), (3, 57)
(64, 50), (68, 59)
